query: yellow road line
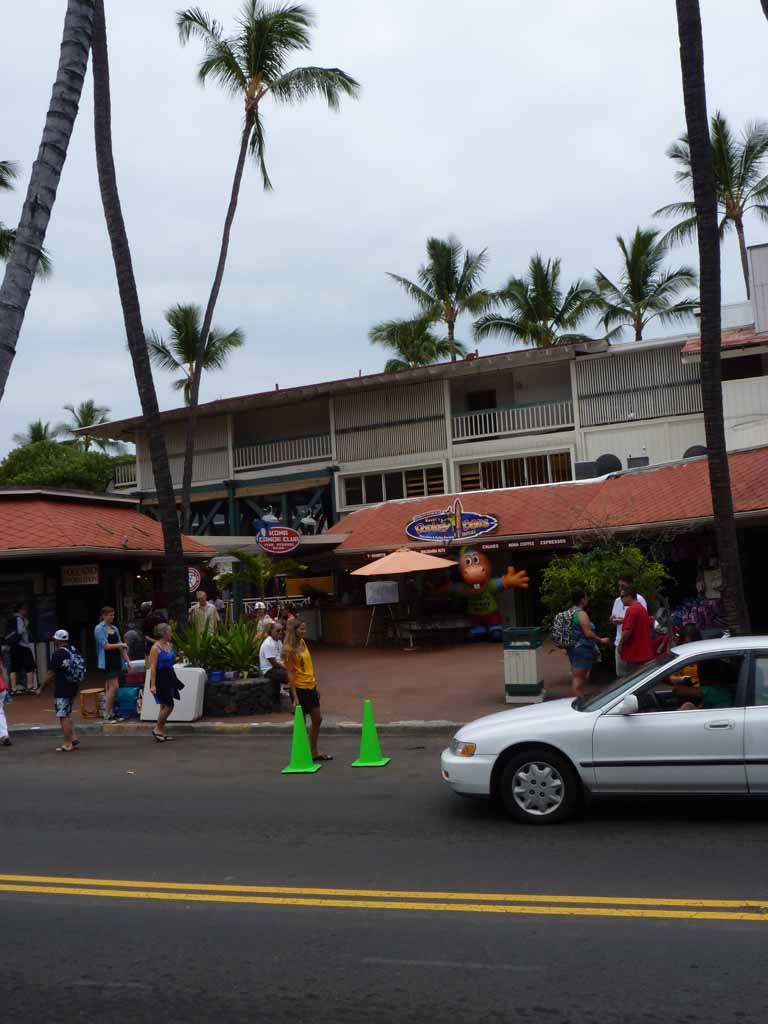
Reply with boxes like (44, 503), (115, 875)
(0, 874), (765, 911)
(0, 882), (766, 922)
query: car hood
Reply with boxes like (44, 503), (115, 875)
(456, 698), (579, 741)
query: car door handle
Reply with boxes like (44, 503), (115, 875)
(705, 720), (735, 730)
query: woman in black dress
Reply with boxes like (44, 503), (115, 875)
(146, 623), (183, 742)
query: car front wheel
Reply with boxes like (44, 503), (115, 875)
(499, 749), (580, 825)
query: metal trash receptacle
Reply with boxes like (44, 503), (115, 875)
(503, 627), (544, 704)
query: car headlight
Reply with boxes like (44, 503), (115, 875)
(450, 739), (477, 757)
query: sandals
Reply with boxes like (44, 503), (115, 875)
(55, 746), (76, 753)
(313, 753), (333, 762)
(152, 731), (175, 742)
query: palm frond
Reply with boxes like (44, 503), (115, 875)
(0, 159), (19, 192)
(202, 327), (245, 370)
(147, 333), (184, 374)
(385, 273), (439, 312)
(0, 224), (53, 277)
(269, 66), (360, 109)
(247, 107), (272, 189)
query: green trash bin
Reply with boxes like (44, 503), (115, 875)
(503, 627), (544, 703)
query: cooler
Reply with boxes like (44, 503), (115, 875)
(503, 627), (544, 704)
(140, 665), (206, 723)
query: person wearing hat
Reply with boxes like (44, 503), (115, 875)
(253, 602), (273, 639)
(37, 629), (82, 752)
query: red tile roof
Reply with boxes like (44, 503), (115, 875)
(328, 447), (768, 553)
(681, 326), (768, 355)
(0, 497), (213, 557)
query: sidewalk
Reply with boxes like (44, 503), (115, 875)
(6, 641), (579, 736)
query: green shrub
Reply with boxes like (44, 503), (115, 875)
(0, 440), (114, 491)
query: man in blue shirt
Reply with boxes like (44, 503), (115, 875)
(38, 629), (81, 752)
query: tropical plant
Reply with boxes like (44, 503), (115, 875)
(0, 160), (18, 193)
(147, 303), (244, 404)
(11, 419), (61, 446)
(540, 545), (671, 641)
(369, 315), (467, 372)
(655, 112), (768, 298)
(383, 236), (490, 360)
(673, 0), (750, 634)
(222, 549), (305, 597)
(474, 255), (598, 348)
(218, 620), (262, 677)
(57, 399), (124, 452)
(593, 228), (698, 341)
(172, 621), (222, 671)
(175, 1), (360, 531)
(0, 1), (92, 403)
(92, 0), (188, 624)
(0, 440), (114, 492)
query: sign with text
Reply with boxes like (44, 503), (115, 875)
(256, 524), (302, 556)
(188, 567), (202, 593)
(405, 498), (498, 544)
(61, 564), (99, 587)
(505, 536), (573, 551)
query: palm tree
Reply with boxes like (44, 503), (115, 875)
(0, 1), (92, 403)
(147, 303), (244, 405)
(674, 0), (749, 634)
(655, 112), (768, 298)
(594, 228), (698, 341)
(474, 255), (597, 348)
(91, 0), (188, 624)
(369, 316), (468, 372)
(12, 419), (61, 446)
(175, 2), (360, 531)
(57, 399), (124, 452)
(0, 161), (18, 193)
(385, 236), (490, 359)
(1, 160), (52, 275)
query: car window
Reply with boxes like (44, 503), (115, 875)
(636, 654), (744, 713)
(752, 656), (768, 707)
(580, 654), (675, 712)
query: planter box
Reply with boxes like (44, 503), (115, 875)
(203, 675), (276, 717)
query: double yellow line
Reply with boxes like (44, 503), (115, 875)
(0, 874), (766, 922)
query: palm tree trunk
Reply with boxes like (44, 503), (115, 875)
(734, 216), (751, 299)
(0, 0), (94, 402)
(180, 113), (255, 532)
(761, 1), (768, 22)
(447, 317), (456, 361)
(91, 0), (188, 625)
(675, 0), (750, 635)
(634, 314), (643, 341)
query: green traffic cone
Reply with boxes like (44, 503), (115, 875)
(352, 699), (390, 767)
(282, 705), (321, 774)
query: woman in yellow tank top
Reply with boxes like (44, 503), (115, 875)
(283, 619), (332, 762)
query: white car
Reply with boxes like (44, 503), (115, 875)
(441, 637), (768, 824)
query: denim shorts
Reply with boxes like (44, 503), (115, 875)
(55, 697), (74, 718)
(567, 644), (596, 671)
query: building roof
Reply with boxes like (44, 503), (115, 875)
(83, 340), (609, 441)
(327, 446), (768, 554)
(0, 491), (214, 559)
(681, 325), (768, 357)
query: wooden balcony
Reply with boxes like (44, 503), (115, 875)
(234, 433), (332, 472)
(113, 460), (137, 488)
(451, 400), (574, 443)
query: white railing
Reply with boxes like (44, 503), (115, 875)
(234, 433), (332, 472)
(452, 400), (574, 442)
(113, 460), (137, 488)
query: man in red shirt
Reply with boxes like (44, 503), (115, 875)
(617, 587), (655, 673)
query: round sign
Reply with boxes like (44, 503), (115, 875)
(188, 567), (202, 592)
(256, 525), (301, 556)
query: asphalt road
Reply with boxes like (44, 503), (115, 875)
(2, 733), (767, 1023)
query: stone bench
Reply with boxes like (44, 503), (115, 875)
(203, 676), (278, 717)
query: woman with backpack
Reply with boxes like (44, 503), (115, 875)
(565, 587), (610, 699)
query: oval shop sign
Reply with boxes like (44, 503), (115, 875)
(405, 498), (498, 544)
(256, 524), (302, 556)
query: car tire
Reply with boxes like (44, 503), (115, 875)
(499, 748), (580, 825)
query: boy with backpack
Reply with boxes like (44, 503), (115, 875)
(37, 629), (87, 752)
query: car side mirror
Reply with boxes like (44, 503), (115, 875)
(619, 694), (639, 716)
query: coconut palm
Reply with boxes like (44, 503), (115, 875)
(1, 159), (52, 275)
(674, 0), (749, 634)
(0, 1), (92, 403)
(148, 303), (244, 404)
(594, 228), (698, 341)
(57, 399), (124, 452)
(92, 0), (188, 624)
(175, 1), (360, 530)
(369, 316), (468, 372)
(474, 255), (598, 348)
(12, 419), (61, 446)
(655, 112), (768, 298)
(385, 236), (490, 359)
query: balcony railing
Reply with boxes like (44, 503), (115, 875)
(234, 432), (332, 472)
(113, 460), (137, 488)
(452, 400), (574, 442)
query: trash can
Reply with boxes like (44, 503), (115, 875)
(503, 627), (544, 704)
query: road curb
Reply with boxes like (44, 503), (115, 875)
(8, 719), (463, 738)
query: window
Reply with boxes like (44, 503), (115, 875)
(634, 655), (745, 713)
(342, 466), (445, 507)
(458, 452), (573, 492)
(721, 354), (766, 382)
(466, 389), (497, 412)
(753, 656), (768, 707)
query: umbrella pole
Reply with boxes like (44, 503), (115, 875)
(365, 605), (377, 647)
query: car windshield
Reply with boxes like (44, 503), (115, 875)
(577, 653), (677, 712)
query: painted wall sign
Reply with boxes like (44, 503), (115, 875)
(256, 524), (302, 555)
(188, 567), (202, 592)
(61, 564), (100, 587)
(405, 498), (498, 544)
(505, 536), (572, 551)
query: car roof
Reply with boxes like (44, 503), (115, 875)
(670, 636), (768, 657)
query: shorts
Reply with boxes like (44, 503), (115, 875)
(295, 687), (320, 715)
(567, 644), (596, 671)
(55, 697), (74, 718)
(11, 645), (35, 674)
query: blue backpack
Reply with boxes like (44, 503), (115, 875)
(63, 646), (87, 686)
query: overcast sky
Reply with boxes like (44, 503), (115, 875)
(1, 0), (767, 453)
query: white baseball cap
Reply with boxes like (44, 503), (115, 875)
(53, 629), (69, 641)
(255, 601), (266, 610)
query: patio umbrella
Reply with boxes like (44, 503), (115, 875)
(351, 547), (456, 576)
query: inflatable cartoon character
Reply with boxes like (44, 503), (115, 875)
(449, 547), (530, 641)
